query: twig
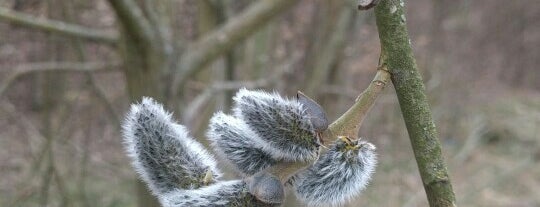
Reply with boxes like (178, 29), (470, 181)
(0, 100), (46, 144)
(323, 67), (391, 143)
(170, 0), (300, 96)
(0, 61), (120, 99)
(0, 7), (117, 44)
(87, 73), (122, 128)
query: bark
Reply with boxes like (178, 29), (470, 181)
(374, 0), (457, 206)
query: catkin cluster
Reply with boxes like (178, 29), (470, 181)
(122, 89), (377, 207)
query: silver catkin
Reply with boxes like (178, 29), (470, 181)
(207, 112), (277, 176)
(122, 97), (221, 195)
(232, 88), (319, 162)
(293, 138), (377, 207)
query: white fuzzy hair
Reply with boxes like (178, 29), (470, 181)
(293, 139), (377, 207)
(159, 180), (273, 207)
(122, 97), (221, 195)
(159, 180), (243, 207)
(232, 88), (319, 162)
(207, 112), (277, 175)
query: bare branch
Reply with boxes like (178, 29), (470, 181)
(305, 4), (355, 96)
(107, 0), (155, 46)
(375, 0), (457, 205)
(142, 0), (170, 45)
(0, 7), (118, 44)
(170, 0), (300, 96)
(182, 54), (298, 125)
(0, 100), (46, 149)
(86, 74), (122, 128)
(183, 70), (288, 125)
(0, 61), (120, 99)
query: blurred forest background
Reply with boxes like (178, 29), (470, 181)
(0, 0), (539, 206)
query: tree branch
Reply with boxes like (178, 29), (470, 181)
(107, 0), (155, 47)
(374, 0), (457, 206)
(305, 4), (355, 96)
(323, 66), (391, 143)
(170, 0), (300, 96)
(0, 7), (118, 44)
(0, 61), (120, 99)
(182, 57), (295, 125)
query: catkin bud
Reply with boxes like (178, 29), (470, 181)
(294, 137), (377, 207)
(296, 91), (328, 133)
(233, 88), (319, 162)
(207, 112), (277, 175)
(122, 97), (221, 195)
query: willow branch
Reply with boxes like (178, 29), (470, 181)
(323, 66), (391, 142)
(268, 67), (391, 183)
(0, 7), (117, 44)
(374, 0), (457, 206)
(170, 0), (300, 96)
(0, 61), (120, 99)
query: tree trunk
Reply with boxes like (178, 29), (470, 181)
(109, 1), (171, 205)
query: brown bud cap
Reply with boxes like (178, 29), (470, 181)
(297, 91), (329, 133)
(246, 172), (285, 204)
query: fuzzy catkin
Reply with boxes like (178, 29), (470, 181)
(159, 180), (277, 207)
(293, 138), (377, 207)
(232, 88), (319, 162)
(207, 112), (277, 175)
(122, 97), (221, 195)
